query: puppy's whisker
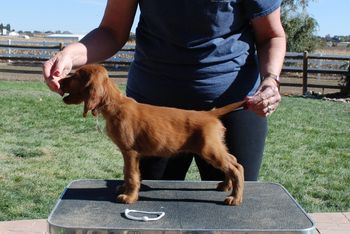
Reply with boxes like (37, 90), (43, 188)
(94, 114), (104, 134)
(92, 103), (110, 134)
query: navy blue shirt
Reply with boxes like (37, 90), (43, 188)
(127, 0), (281, 109)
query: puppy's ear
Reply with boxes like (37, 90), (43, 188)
(83, 88), (96, 117)
(79, 66), (109, 117)
(82, 83), (104, 118)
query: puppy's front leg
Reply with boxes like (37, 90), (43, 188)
(117, 150), (140, 204)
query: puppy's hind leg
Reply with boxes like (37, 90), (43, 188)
(201, 146), (244, 206)
(117, 150), (141, 204)
(216, 156), (237, 192)
(216, 175), (233, 192)
(223, 154), (244, 206)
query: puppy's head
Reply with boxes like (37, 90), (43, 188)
(59, 65), (109, 117)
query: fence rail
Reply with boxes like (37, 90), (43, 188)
(0, 43), (64, 50)
(0, 42), (134, 66)
(0, 43), (349, 94)
(282, 51), (350, 94)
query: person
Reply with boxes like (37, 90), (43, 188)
(43, 0), (286, 181)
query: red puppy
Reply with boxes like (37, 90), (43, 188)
(60, 64), (245, 205)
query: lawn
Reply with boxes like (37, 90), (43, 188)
(0, 80), (349, 221)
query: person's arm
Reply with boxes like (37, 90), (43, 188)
(245, 7), (286, 117)
(253, 7), (286, 79)
(76, 0), (138, 66)
(43, 0), (138, 94)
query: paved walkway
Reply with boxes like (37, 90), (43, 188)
(309, 212), (350, 234)
(0, 212), (349, 234)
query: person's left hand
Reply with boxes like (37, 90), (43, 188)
(245, 78), (281, 117)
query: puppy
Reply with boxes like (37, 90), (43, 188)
(59, 64), (245, 205)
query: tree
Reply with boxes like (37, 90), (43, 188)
(281, 0), (319, 52)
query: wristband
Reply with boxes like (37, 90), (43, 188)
(262, 73), (280, 88)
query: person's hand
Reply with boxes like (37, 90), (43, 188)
(245, 78), (281, 117)
(42, 51), (73, 96)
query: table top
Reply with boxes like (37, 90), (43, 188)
(48, 180), (315, 234)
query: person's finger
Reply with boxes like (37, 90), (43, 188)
(45, 77), (58, 92)
(255, 86), (280, 106)
(42, 55), (69, 95)
(42, 58), (56, 80)
(245, 86), (281, 117)
(51, 76), (64, 96)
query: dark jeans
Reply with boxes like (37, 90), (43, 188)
(139, 109), (267, 181)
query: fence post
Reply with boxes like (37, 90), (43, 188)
(345, 62), (350, 95)
(7, 39), (11, 55)
(59, 43), (64, 51)
(302, 51), (309, 95)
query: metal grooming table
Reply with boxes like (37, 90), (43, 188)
(48, 180), (316, 234)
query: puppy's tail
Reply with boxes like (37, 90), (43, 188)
(210, 100), (246, 117)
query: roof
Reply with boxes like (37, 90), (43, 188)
(47, 34), (85, 40)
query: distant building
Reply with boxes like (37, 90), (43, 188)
(0, 23), (11, 35)
(8, 31), (19, 37)
(47, 34), (85, 41)
(338, 42), (350, 48)
(0, 28), (7, 35)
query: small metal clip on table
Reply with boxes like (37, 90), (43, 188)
(48, 180), (316, 234)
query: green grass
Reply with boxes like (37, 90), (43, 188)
(0, 80), (124, 220)
(0, 80), (349, 220)
(260, 96), (350, 212)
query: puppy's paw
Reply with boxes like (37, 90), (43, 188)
(224, 196), (242, 206)
(117, 194), (138, 204)
(216, 181), (233, 192)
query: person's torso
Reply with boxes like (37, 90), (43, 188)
(128, 0), (260, 108)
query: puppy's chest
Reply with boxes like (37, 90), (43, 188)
(105, 121), (121, 141)
(105, 119), (133, 147)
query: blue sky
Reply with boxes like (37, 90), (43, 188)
(1, 0), (348, 37)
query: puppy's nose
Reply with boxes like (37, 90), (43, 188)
(58, 79), (70, 93)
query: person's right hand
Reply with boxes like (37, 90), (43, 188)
(42, 51), (73, 96)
